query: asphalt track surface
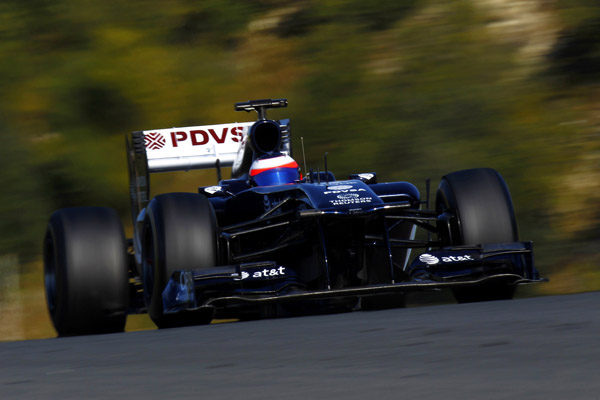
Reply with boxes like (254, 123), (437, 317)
(1, 291), (599, 400)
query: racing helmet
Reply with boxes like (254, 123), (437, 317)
(250, 154), (300, 186)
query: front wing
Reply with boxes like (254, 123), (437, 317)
(162, 241), (545, 314)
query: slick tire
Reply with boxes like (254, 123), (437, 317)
(142, 193), (217, 328)
(436, 168), (518, 302)
(43, 207), (129, 336)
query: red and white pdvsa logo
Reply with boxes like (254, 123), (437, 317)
(144, 132), (166, 150)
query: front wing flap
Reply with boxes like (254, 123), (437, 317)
(406, 241), (539, 282)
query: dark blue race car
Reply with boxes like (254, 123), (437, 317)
(43, 98), (544, 335)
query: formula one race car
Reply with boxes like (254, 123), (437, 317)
(43, 98), (544, 336)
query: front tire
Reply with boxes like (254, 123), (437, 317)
(44, 207), (129, 336)
(142, 193), (217, 328)
(436, 168), (518, 302)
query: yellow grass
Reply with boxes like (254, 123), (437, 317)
(0, 260), (54, 341)
(0, 260), (239, 341)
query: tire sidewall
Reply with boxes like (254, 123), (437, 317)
(436, 168), (518, 246)
(143, 203), (167, 321)
(142, 193), (218, 327)
(44, 218), (68, 332)
(43, 207), (128, 336)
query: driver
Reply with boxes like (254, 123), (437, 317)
(249, 153), (300, 186)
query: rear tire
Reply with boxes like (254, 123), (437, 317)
(44, 207), (129, 336)
(436, 168), (518, 302)
(142, 193), (217, 328)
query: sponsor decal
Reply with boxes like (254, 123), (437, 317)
(327, 185), (353, 191)
(240, 266), (286, 280)
(263, 195), (283, 211)
(142, 122), (253, 161)
(329, 196), (372, 206)
(419, 254), (439, 265)
(324, 188), (367, 195)
(144, 132), (166, 150)
(337, 193), (359, 199)
(441, 255), (474, 262)
(418, 253), (474, 265)
(326, 185), (373, 205)
(169, 126), (244, 147)
(326, 181), (353, 186)
(204, 186), (222, 195)
(142, 122), (256, 171)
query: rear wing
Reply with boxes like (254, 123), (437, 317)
(135, 122), (255, 173)
(126, 119), (291, 221)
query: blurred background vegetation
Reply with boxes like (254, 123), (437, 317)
(0, 0), (598, 339)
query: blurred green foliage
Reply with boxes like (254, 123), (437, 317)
(0, 0), (598, 287)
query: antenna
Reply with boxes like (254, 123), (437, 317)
(300, 137), (308, 180)
(215, 158), (222, 183)
(323, 152), (329, 183)
(425, 178), (431, 244)
(425, 178), (430, 209)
